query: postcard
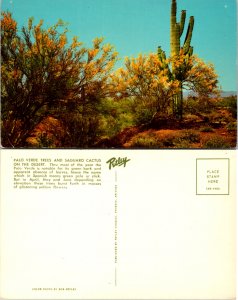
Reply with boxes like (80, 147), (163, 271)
(0, 0), (236, 299)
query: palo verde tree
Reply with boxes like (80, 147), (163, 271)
(112, 51), (218, 126)
(1, 12), (82, 147)
(111, 53), (180, 123)
(60, 38), (118, 147)
(1, 12), (117, 147)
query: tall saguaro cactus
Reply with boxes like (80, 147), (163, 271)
(170, 0), (194, 119)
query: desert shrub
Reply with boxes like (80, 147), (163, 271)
(97, 97), (135, 138)
(202, 136), (231, 149)
(179, 130), (200, 143)
(36, 133), (55, 148)
(61, 110), (101, 148)
(130, 132), (163, 148)
(206, 109), (233, 125)
(129, 129), (201, 149)
(131, 137), (162, 148)
(183, 97), (199, 114)
(184, 113), (203, 123)
(160, 130), (200, 148)
(184, 96), (216, 114)
(160, 134), (176, 147)
(226, 122), (237, 132)
(161, 135), (190, 148)
(172, 139), (192, 148)
(134, 107), (156, 125)
(217, 96), (237, 118)
(200, 126), (214, 132)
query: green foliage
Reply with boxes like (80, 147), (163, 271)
(129, 129), (200, 149)
(227, 97), (237, 118)
(133, 107), (156, 125)
(202, 136), (231, 149)
(184, 96), (216, 114)
(226, 122), (237, 132)
(207, 108), (234, 126)
(168, 138), (192, 148)
(200, 126), (214, 133)
(161, 129), (200, 148)
(217, 96), (237, 118)
(179, 130), (200, 142)
(130, 135), (163, 148)
(36, 133), (55, 148)
(60, 101), (102, 147)
(97, 97), (135, 138)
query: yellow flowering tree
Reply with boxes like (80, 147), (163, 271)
(111, 53), (180, 119)
(168, 50), (219, 115)
(181, 55), (219, 97)
(1, 12), (117, 147)
(110, 50), (219, 125)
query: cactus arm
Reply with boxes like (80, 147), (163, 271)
(188, 46), (193, 56)
(175, 23), (181, 55)
(157, 46), (162, 58)
(157, 46), (173, 79)
(179, 10), (186, 37)
(161, 51), (166, 61)
(158, 46), (168, 70)
(183, 16), (194, 54)
(158, 46), (166, 61)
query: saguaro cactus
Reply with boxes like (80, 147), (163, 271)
(157, 46), (172, 78)
(170, 0), (194, 119)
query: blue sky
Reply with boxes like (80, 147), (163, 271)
(1, 0), (237, 91)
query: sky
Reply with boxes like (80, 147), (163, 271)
(1, 0), (237, 91)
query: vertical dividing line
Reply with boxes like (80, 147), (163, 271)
(228, 158), (230, 195)
(196, 159), (198, 195)
(114, 170), (118, 286)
